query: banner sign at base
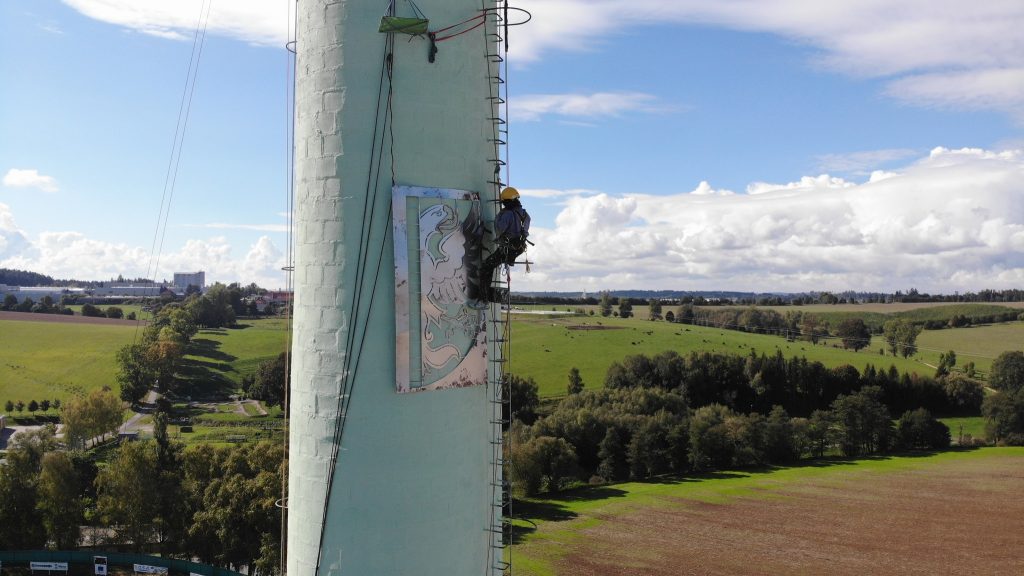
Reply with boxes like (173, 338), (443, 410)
(30, 563), (68, 572)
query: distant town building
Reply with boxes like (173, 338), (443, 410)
(89, 284), (167, 298)
(0, 284), (86, 303)
(245, 290), (293, 313)
(173, 271), (206, 293)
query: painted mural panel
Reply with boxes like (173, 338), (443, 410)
(393, 185), (486, 393)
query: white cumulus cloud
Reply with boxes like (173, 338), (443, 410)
(61, 0), (292, 46)
(3, 169), (59, 193)
(511, 92), (669, 122)
(515, 147), (1024, 293)
(0, 203), (288, 289)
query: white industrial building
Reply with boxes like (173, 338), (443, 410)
(173, 271), (206, 293)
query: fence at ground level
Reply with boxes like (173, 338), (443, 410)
(0, 551), (243, 576)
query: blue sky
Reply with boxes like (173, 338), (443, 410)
(2, 1), (1023, 292)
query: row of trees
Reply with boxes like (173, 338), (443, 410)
(1, 294), (73, 315)
(0, 294), (139, 320)
(0, 416), (284, 574)
(61, 389), (124, 449)
(4, 398), (62, 414)
(668, 305), (924, 356)
(506, 348), (1023, 495)
(115, 285), (245, 403)
(507, 381), (951, 496)
(600, 349), (982, 418)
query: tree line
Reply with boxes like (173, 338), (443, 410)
(4, 398), (62, 417)
(0, 413), (284, 575)
(115, 284), (247, 403)
(502, 348), (1024, 496)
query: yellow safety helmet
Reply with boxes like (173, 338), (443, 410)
(500, 187), (520, 201)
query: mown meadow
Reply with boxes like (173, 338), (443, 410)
(0, 316), (290, 408)
(0, 318), (138, 407)
(506, 313), (927, 398)
(5, 304), (1017, 404)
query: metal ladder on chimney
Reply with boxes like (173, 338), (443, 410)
(484, 2), (511, 573)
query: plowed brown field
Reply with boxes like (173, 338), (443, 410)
(516, 450), (1024, 576)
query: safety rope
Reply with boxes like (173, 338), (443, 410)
(277, 2), (299, 574)
(314, 29), (397, 576)
(133, 0), (213, 344)
(426, 4), (529, 63)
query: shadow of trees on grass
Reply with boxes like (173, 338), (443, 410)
(175, 337), (239, 399)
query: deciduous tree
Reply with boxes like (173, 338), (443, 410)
(116, 343), (155, 403)
(895, 408), (950, 450)
(648, 298), (662, 321)
(567, 367), (584, 395)
(618, 298), (633, 319)
(37, 452), (83, 549)
(882, 319), (921, 358)
(0, 426), (55, 549)
(504, 374), (539, 425)
(96, 441), (161, 551)
(598, 291), (612, 317)
(245, 352), (288, 408)
(836, 318), (871, 351)
(990, 350), (1024, 394)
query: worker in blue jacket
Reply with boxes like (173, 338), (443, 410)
(478, 187), (530, 302)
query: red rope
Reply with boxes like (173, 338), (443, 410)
(432, 12), (485, 42)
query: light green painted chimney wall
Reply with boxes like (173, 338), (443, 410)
(288, 1), (501, 575)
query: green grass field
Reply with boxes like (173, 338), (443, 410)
(510, 447), (1024, 575)
(508, 314), (927, 398)
(913, 321), (1024, 376)
(519, 301), (1024, 325)
(0, 317), (290, 406)
(939, 416), (987, 440)
(0, 319), (138, 406)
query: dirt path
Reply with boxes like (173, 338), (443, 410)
(544, 454), (1024, 576)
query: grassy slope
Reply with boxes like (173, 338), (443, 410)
(177, 318), (290, 398)
(510, 447), (1024, 576)
(0, 319), (137, 405)
(508, 314), (926, 398)
(913, 321), (1024, 376)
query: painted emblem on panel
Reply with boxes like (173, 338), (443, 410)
(393, 185), (486, 393)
